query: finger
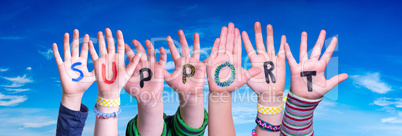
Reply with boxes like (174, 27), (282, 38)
(218, 26), (228, 54)
(63, 33), (71, 60)
(234, 28), (242, 61)
(116, 30), (125, 65)
(319, 37), (338, 65)
(241, 67), (262, 85)
(205, 38), (220, 62)
(52, 43), (63, 65)
(326, 73), (348, 92)
(80, 34), (89, 60)
(178, 30), (190, 58)
(193, 32), (200, 60)
(145, 40), (156, 62)
(226, 23), (235, 53)
(88, 40), (99, 61)
(125, 43), (135, 59)
(71, 29), (79, 58)
(254, 22), (265, 54)
(126, 53), (142, 76)
(242, 31), (256, 60)
(105, 28), (115, 55)
(116, 30), (125, 55)
(266, 24), (275, 56)
(163, 69), (172, 80)
(98, 31), (107, 57)
(167, 36), (181, 62)
(278, 35), (287, 60)
(284, 43), (297, 67)
(159, 47), (167, 66)
(132, 39), (147, 61)
(299, 31), (308, 63)
(311, 30), (326, 60)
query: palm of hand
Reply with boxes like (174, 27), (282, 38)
(124, 61), (165, 100)
(165, 57), (206, 95)
(60, 58), (94, 94)
(206, 54), (246, 93)
(247, 55), (286, 96)
(290, 60), (328, 99)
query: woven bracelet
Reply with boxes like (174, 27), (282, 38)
(255, 116), (281, 132)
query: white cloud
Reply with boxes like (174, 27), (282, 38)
(373, 97), (402, 108)
(5, 88), (30, 93)
(0, 93), (27, 106)
(2, 74), (33, 87)
(38, 49), (53, 60)
(0, 68), (8, 72)
(23, 120), (56, 128)
(381, 117), (402, 124)
(26, 67), (32, 70)
(351, 73), (392, 93)
(165, 61), (175, 70)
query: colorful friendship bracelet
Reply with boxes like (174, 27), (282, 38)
(96, 96), (120, 107)
(255, 116), (281, 132)
(257, 96), (287, 115)
(93, 104), (122, 119)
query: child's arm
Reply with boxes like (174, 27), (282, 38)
(281, 30), (348, 135)
(123, 39), (167, 136)
(164, 30), (205, 128)
(206, 23), (261, 136)
(53, 30), (95, 136)
(242, 22), (287, 136)
(89, 28), (141, 136)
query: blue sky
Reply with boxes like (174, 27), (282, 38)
(1, 0), (402, 135)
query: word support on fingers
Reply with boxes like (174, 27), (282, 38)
(139, 68), (153, 88)
(214, 62), (235, 87)
(182, 64), (196, 84)
(71, 62), (84, 82)
(263, 61), (276, 84)
(301, 71), (316, 92)
(102, 62), (117, 84)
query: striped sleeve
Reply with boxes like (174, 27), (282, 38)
(168, 107), (208, 136)
(280, 91), (323, 136)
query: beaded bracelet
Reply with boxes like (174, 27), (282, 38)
(255, 116), (281, 132)
(93, 104), (122, 119)
(251, 127), (257, 136)
(257, 96), (287, 115)
(96, 96), (120, 107)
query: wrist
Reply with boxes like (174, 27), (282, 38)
(179, 93), (204, 105)
(61, 93), (84, 111)
(258, 95), (283, 107)
(208, 91), (232, 103)
(98, 91), (120, 99)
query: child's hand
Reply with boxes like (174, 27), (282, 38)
(284, 30), (348, 99)
(205, 23), (261, 93)
(164, 30), (205, 95)
(53, 29), (95, 110)
(123, 39), (167, 105)
(89, 28), (141, 99)
(242, 22), (287, 98)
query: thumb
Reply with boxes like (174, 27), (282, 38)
(326, 73), (348, 91)
(241, 67), (262, 85)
